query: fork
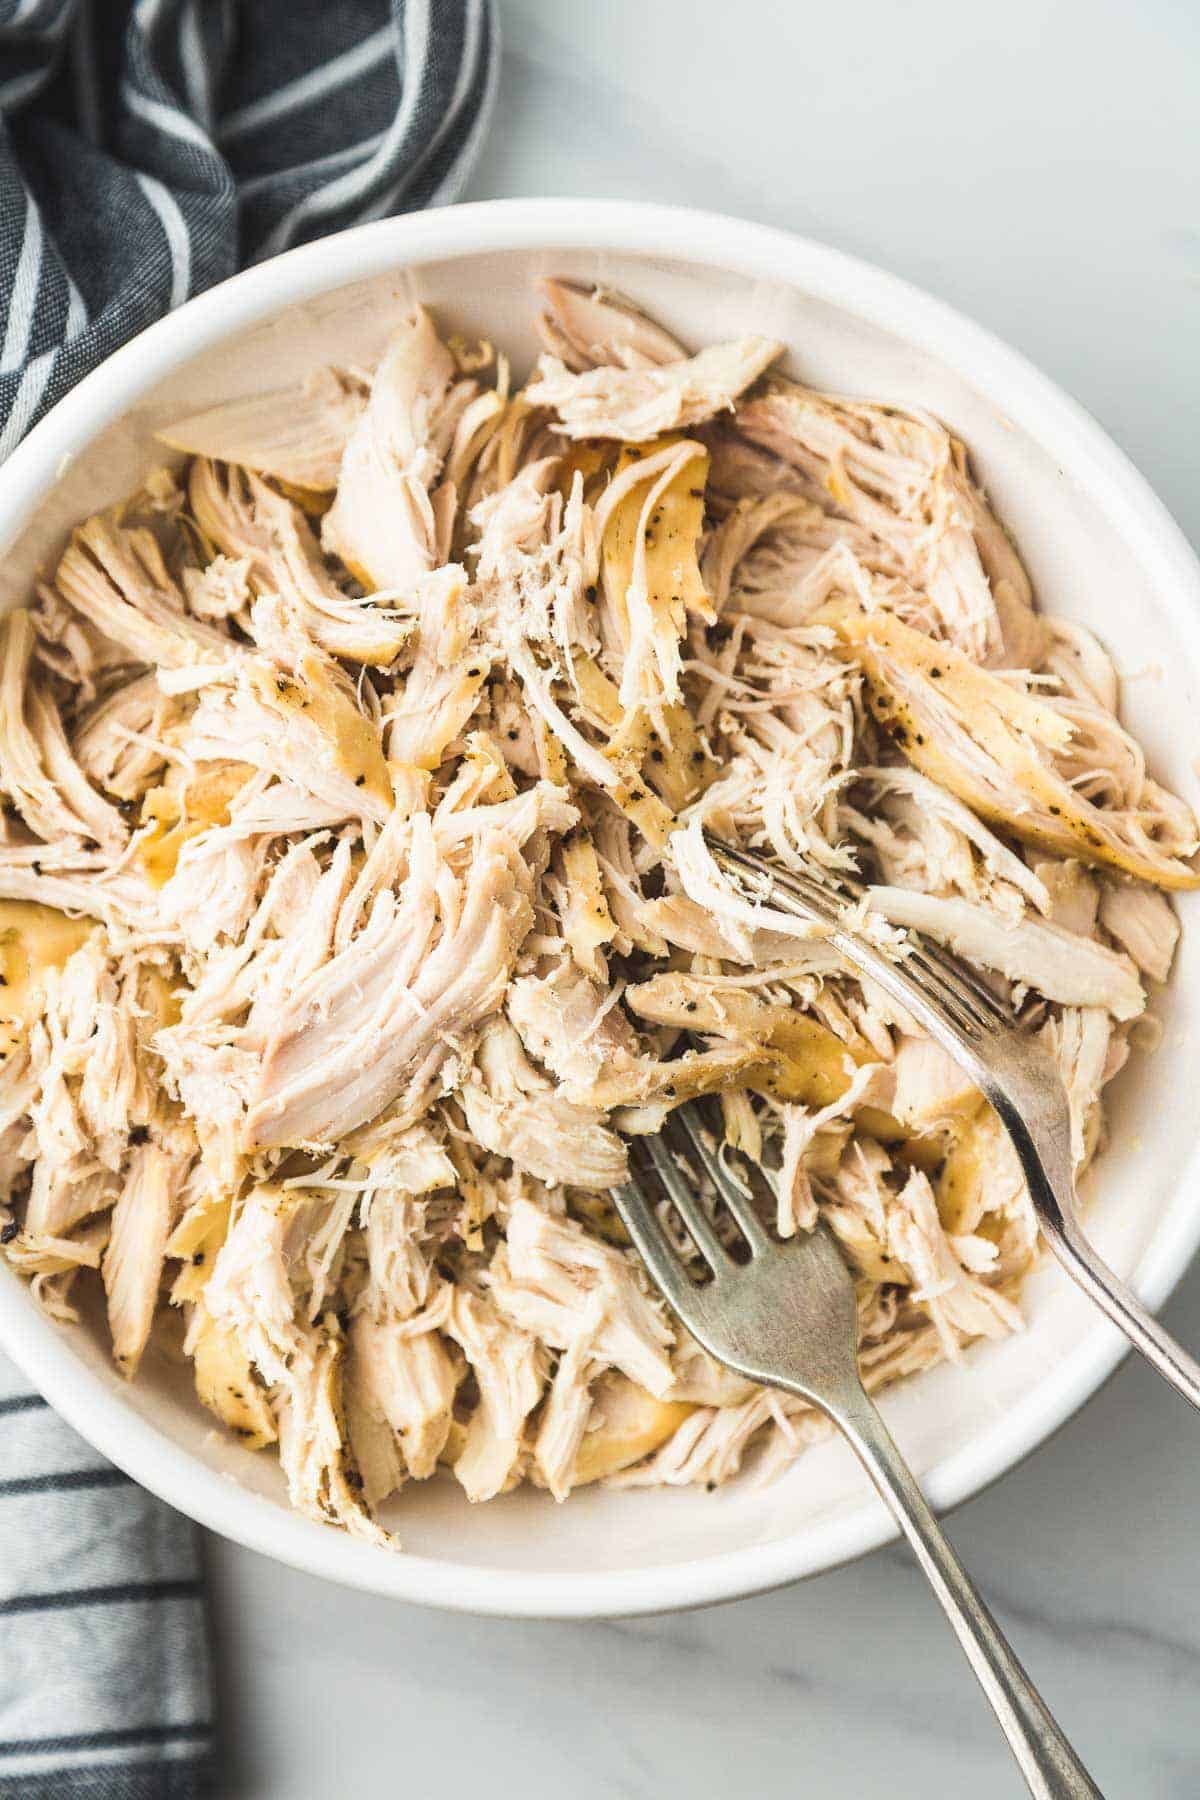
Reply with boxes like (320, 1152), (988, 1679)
(706, 833), (1200, 1411)
(613, 1123), (1102, 1799)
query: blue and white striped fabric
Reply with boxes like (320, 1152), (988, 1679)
(0, 0), (499, 457)
(0, 2), (498, 1792)
(0, 1368), (213, 1796)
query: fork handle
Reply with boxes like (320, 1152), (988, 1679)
(1038, 1211), (1200, 1411)
(819, 1379), (1103, 1800)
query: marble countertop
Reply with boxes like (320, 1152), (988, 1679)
(209, 2), (1200, 1793)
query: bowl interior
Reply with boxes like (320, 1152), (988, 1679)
(2, 223), (1199, 1611)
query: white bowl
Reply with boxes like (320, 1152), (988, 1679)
(2, 199), (1199, 1619)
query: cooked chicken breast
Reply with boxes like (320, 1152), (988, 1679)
(1, 280), (1190, 1541)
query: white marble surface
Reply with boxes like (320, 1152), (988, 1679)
(207, 3), (1200, 1793)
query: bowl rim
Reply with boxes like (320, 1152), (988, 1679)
(2, 196), (1200, 1619)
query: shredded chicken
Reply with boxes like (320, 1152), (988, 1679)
(1, 279), (1191, 1539)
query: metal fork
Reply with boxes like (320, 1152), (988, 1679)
(707, 833), (1200, 1411)
(613, 1124), (1102, 1799)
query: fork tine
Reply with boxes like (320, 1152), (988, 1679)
(708, 831), (1008, 1040)
(643, 1135), (729, 1271)
(916, 938), (1010, 1025)
(708, 837), (844, 925)
(903, 941), (1008, 1034)
(674, 1109), (770, 1254)
(899, 947), (991, 1036)
(610, 1178), (699, 1314)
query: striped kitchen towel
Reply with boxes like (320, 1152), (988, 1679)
(0, 1365), (213, 1797)
(0, 0), (499, 456)
(0, 1), (498, 1794)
